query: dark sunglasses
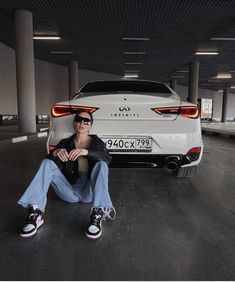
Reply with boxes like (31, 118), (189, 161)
(74, 116), (92, 125)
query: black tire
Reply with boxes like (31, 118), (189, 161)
(176, 165), (198, 177)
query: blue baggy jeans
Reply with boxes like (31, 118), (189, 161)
(18, 159), (114, 212)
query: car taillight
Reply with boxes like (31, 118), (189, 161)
(187, 147), (201, 162)
(179, 106), (199, 119)
(49, 145), (56, 151)
(51, 104), (99, 117)
(152, 106), (199, 119)
(152, 107), (180, 115)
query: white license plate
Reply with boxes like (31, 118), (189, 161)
(103, 138), (152, 151)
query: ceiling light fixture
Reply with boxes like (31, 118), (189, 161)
(213, 72), (232, 79)
(125, 70), (140, 72)
(176, 70), (189, 73)
(210, 37), (235, 41)
(123, 74), (139, 78)
(50, 51), (74, 54)
(123, 52), (146, 55)
(208, 80), (221, 82)
(122, 37), (150, 41)
(171, 75), (184, 78)
(216, 74), (232, 79)
(230, 86), (235, 89)
(124, 62), (143, 65)
(33, 36), (61, 40)
(195, 51), (219, 55)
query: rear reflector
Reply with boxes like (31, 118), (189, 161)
(187, 147), (201, 154)
(51, 104), (99, 117)
(152, 106), (199, 119)
(49, 145), (56, 151)
(187, 147), (201, 162)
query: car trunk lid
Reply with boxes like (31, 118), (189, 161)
(70, 92), (182, 121)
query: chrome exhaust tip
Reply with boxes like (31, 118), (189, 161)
(164, 155), (191, 174)
(165, 160), (179, 172)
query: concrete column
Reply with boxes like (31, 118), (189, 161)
(69, 60), (78, 98)
(170, 79), (177, 91)
(14, 10), (36, 133)
(188, 60), (199, 104)
(221, 88), (228, 122)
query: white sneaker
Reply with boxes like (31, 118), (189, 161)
(86, 208), (104, 239)
(20, 205), (44, 238)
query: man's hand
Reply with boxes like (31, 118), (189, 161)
(56, 148), (69, 162)
(68, 149), (88, 161)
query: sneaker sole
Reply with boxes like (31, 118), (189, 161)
(85, 230), (102, 240)
(85, 218), (103, 240)
(20, 219), (44, 238)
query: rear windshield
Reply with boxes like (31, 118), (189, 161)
(79, 80), (171, 94)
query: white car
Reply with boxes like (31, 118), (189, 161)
(47, 80), (203, 177)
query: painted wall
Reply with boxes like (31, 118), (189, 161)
(0, 41), (234, 120)
(0, 42), (121, 115)
(35, 59), (69, 115)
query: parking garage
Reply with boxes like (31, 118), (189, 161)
(0, 1), (235, 281)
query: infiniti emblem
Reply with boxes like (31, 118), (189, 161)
(119, 106), (130, 111)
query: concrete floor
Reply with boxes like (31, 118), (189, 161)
(0, 135), (234, 280)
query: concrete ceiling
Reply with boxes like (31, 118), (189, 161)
(1, 0), (235, 92)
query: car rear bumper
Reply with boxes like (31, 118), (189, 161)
(109, 152), (201, 169)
